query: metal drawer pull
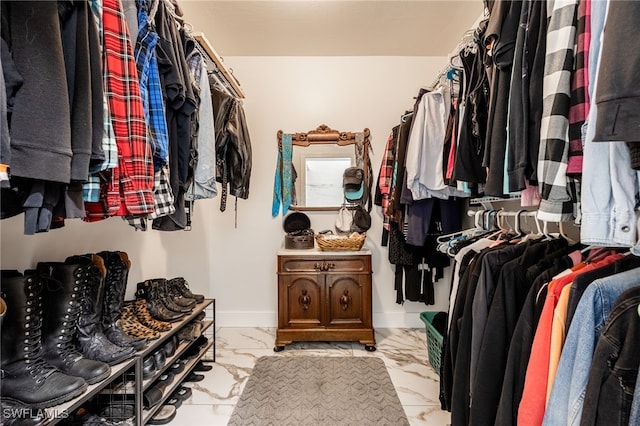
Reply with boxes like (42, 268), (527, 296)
(340, 290), (352, 311)
(298, 289), (311, 311)
(314, 261), (336, 271)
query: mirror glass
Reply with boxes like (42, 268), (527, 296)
(292, 144), (356, 209)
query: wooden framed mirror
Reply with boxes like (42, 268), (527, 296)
(277, 124), (371, 212)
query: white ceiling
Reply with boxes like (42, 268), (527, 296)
(179, 1), (485, 57)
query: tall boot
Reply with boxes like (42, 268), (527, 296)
(97, 251), (147, 350)
(0, 270), (87, 408)
(65, 255), (135, 366)
(35, 262), (112, 384)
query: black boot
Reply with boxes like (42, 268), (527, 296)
(97, 251), (147, 350)
(35, 263), (112, 385)
(65, 256), (135, 366)
(135, 281), (183, 322)
(155, 279), (192, 314)
(0, 270), (87, 408)
(167, 277), (204, 304)
(166, 279), (196, 310)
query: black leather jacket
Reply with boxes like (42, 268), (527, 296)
(210, 82), (252, 211)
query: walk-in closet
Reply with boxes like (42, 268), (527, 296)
(2, 1), (639, 425)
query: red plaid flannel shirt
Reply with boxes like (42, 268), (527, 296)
(567, 0), (590, 175)
(378, 129), (397, 230)
(87, 0), (154, 218)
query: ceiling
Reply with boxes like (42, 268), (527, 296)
(179, 1), (485, 57)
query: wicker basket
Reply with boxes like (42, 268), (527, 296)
(315, 232), (366, 251)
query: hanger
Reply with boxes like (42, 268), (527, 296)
(400, 111), (413, 123)
(514, 210), (526, 237)
(475, 209), (484, 230)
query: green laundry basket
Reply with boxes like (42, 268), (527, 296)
(420, 311), (444, 377)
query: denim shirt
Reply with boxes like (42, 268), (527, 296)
(580, 0), (640, 252)
(186, 63), (218, 200)
(543, 266), (640, 426)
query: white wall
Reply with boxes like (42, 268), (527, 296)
(0, 56), (451, 329)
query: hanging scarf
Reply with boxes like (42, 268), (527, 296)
(272, 133), (293, 216)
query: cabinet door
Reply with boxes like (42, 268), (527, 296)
(279, 275), (323, 328)
(325, 274), (370, 328)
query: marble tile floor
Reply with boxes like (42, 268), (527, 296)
(169, 327), (451, 426)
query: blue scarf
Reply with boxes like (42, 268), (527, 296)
(272, 133), (293, 216)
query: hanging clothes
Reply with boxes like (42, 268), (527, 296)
(452, 41), (489, 186)
(482, 0), (523, 197)
(542, 255), (640, 425)
(579, 285), (640, 425)
(271, 133), (293, 217)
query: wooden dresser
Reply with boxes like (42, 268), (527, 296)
(275, 249), (376, 351)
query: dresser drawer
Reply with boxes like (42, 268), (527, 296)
(278, 255), (371, 273)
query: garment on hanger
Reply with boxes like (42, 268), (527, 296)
(580, 285), (640, 425)
(542, 256), (640, 425)
(272, 133), (293, 217)
(374, 126), (398, 246)
(483, 0), (523, 197)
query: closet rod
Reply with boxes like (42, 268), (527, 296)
(467, 209), (538, 218)
(192, 32), (246, 99)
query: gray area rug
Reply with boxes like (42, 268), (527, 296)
(228, 356), (410, 426)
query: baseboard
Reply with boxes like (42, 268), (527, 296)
(216, 310), (431, 329)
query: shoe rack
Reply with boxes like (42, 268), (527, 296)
(44, 356), (140, 425)
(139, 299), (215, 424)
(40, 299), (215, 426)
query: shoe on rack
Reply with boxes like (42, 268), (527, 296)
(143, 373), (174, 409)
(166, 279), (197, 310)
(135, 281), (183, 322)
(183, 371), (205, 383)
(153, 349), (166, 370)
(161, 335), (178, 358)
(142, 355), (157, 380)
(156, 279), (193, 314)
(148, 405), (176, 425)
(182, 336), (209, 359)
(193, 360), (213, 372)
(177, 320), (203, 342)
(35, 262), (112, 385)
(169, 361), (185, 375)
(0, 270), (88, 408)
(99, 402), (135, 422)
(165, 395), (183, 410)
(97, 251), (147, 350)
(64, 255), (136, 366)
(143, 387), (163, 410)
(120, 304), (161, 340)
(168, 277), (204, 304)
(131, 299), (172, 332)
(169, 386), (192, 402)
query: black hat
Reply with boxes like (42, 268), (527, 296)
(283, 212), (311, 234)
(351, 206), (371, 233)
